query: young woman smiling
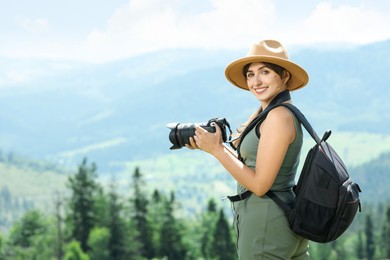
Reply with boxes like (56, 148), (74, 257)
(186, 40), (310, 259)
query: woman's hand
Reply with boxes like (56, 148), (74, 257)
(186, 123), (224, 155)
(185, 136), (199, 150)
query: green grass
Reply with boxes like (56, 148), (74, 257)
(0, 164), (68, 198)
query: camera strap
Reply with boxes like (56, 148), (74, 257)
(235, 90), (291, 161)
(221, 118), (233, 143)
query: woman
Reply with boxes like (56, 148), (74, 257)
(186, 40), (310, 259)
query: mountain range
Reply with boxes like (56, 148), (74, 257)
(0, 40), (389, 172)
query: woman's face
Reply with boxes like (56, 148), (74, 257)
(245, 62), (288, 106)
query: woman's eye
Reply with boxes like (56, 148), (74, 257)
(261, 69), (270, 75)
(246, 73), (254, 78)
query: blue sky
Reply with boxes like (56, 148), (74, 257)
(1, 0), (389, 64)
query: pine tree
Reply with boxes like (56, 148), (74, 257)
(5, 209), (53, 259)
(159, 191), (187, 259)
(200, 199), (218, 258)
(0, 186), (12, 211)
(211, 209), (236, 260)
(357, 231), (365, 259)
(148, 189), (165, 257)
(333, 239), (347, 260)
(107, 181), (132, 259)
(54, 192), (64, 260)
(365, 214), (375, 260)
(7, 210), (47, 248)
(381, 206), (390, 258)
(66, 158), (101, 253)
(129, 167), (154, 258)
(0, 232), (4, 259)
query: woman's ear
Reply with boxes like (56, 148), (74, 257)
(283, 70), (291, 84)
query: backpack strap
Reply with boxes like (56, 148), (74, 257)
(267, 103), (322, 214)
(279, 103), (321, 144)
(235, 90), (292, 160)
(227, 92), (291, 203)
(266, 190), (293, 213)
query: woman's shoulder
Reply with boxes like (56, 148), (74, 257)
(266, 106), (294, 124)
(261, 106), (296, 141)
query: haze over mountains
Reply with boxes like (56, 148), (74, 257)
(0, 40), (389, 172)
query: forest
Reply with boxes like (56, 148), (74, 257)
(0, 157), (390, 260)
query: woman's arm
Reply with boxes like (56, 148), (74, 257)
(192, 107), (295, 196)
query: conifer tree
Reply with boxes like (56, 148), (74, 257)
(159, 191), (187, 259)
(94, 185), (110, 228)
(129, 167), (154, 258)
(357, 231), (365, 259)
(148, 189), (164, 257)
(0, 186), (12, 211)
(200, 199), (218, 258)
(381, 206), (390, 258)
(365, 214), (375, 260)
(66, 158), (101, 253)
(211, 209), (236, 260)
(54, 192), (64, 260)
(0, 233), (4, 259)
(333, 240), (347, 260)
(107, 181), (132, 259)
(6, 209), (49, 258)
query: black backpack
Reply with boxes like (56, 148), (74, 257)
(227, 94), (362, 243)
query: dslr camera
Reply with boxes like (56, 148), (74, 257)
(167, 118), (232, 150)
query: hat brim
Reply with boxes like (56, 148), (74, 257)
(225, 55), (309, 91)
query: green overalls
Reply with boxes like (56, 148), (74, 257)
(233, 110), (310, 259)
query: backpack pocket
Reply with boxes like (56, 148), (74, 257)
(290, 197), (336, 241)
(328, 182), (361, 240)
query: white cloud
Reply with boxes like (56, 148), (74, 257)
(79, 0), (390, 62)
(1, 0), (389, 64)
(15, 15), (49, 33)
(0, 60), (79, 89)
(297, 2), (390, 45)
(80, 0), (278, 62)
(58, 138), (128, 158)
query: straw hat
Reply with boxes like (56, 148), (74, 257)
(225, 40), (309, 91)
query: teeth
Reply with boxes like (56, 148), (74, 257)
(255, 88), (267, 94)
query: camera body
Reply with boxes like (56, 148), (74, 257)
(167, 118), (231, 150)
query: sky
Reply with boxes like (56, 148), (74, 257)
(0, 0), (389, 64)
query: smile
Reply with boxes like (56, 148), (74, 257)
(253, 87), (268, 94)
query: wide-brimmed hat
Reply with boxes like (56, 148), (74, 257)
(225, 40), (309, 91)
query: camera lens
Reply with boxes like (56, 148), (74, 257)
(167, 122), (197, 150)
(167, 118), (230, 150)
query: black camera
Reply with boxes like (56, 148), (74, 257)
(167, 118), (232, 150)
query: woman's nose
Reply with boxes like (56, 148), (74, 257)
(256, 74), (262, 83)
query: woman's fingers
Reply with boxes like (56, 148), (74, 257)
(185, 136), (198, 150)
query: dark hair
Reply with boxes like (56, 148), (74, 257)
(243, 62), (285, 79)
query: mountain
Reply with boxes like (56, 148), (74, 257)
(0, 40), (389, 171)
(351, 151), (390, 203)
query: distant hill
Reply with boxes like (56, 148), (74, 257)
(0, 40), (389, 171)
(351, 151), (390, 204)
(0, 152), (69, 233)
